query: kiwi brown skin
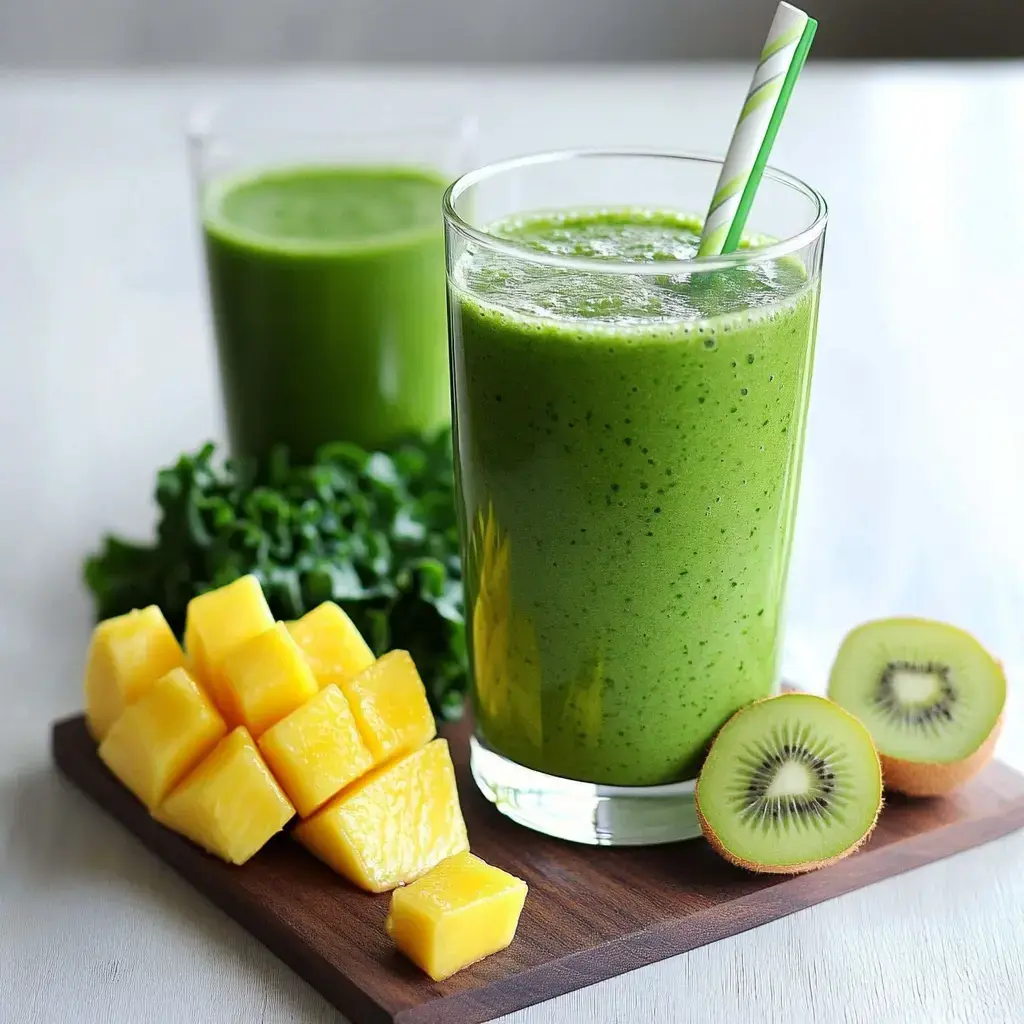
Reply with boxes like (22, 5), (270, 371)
(694, 696), (884, 875)
(880, 713), (1003, 797)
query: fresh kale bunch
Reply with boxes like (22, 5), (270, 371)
(83, 432), (466, 719)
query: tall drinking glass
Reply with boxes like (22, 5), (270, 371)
(190, 104), (474, 463)
(444, 151), (826, 845)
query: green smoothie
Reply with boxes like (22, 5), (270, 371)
(203, 165), (449, 462)
(450, 209), (819, 787)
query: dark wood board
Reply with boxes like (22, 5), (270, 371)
(52, 713), (1024, 1024)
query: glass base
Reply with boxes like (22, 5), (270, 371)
(469, 735), (702, 846)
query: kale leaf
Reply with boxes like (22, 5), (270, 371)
(83, 431), (466, 720)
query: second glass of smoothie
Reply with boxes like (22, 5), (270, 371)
(444, 151), (827, 845)
(190, 104), (473, 463)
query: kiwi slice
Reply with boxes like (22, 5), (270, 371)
(695, 693), (883, 874)
(828, 617), (1006, 797)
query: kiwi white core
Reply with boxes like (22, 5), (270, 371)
(828, 618), (1005, 764)
(890, 668), (942, 706)
(765, 761), (814, 800)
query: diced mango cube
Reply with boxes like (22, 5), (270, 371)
(156, 727), (294, 865)
(287, 602), (376, 689)
(342, 650), (436, 766)
(258, 685), (374, 817)
(294, 739), (468, 892)
(184, 575), (274, 724)
(84, 606), (186, 741)
(221, 622), (319, 738)
(98, 667), (227, 810)
(386, 852), (528, 981)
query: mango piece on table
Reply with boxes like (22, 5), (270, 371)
(84, 606), (186, 741)
(184, 574), (274, 724)
(386, 852), (528, 981)
(342, 650), (436, 766)
(294, 738), (468, 892)
(258, 684), (374, 817)
(98, 667), (227, 810)
(221, 622), (319, 738)
(287, 602), (376, 689)
(156, 727), (294, 865)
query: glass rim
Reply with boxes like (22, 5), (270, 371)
(442, 148), (828, 276)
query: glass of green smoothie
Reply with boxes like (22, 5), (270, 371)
(190, 103), (474, 463)
(444, 150), (827, 845)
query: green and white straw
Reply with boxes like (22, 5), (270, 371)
(698, 2), (817, 257)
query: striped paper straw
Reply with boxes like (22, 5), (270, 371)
(698, 2), (817, 257)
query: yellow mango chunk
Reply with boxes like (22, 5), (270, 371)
(342, 650), (436, 766)
(84, 606), (186, 741)
(258, 685), (374, 817)
(184, 575), (274, 724)
(287, 602), (376, 689)
(98, 667), (227, 810)
(221, 622), (319, 738)
(156, 727), (294, 865)
(294, 738), (468, 892)
(386, 852), (528, 981)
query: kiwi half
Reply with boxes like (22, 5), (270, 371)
(827, 617), (1006, 797)
(695, 693), (883, 874)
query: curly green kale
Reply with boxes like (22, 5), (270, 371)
(83, 432), (466, 719)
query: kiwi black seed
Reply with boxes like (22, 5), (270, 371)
(828, 618), (1006, 797)
(695, 693), (883, 874)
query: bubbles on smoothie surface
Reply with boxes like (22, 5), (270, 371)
(457, 209), (808, 325)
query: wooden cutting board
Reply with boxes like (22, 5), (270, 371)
(52, 713), (1024, 1024)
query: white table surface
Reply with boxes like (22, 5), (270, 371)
(2, 63), (1024, 1024)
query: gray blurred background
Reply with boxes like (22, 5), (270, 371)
(0, 0), (1020, 67)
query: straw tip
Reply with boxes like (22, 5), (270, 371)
(778, 1), (819, 31)
(779, 2), (817, 32)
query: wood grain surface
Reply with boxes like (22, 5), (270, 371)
(51, 712), (1024, 1024)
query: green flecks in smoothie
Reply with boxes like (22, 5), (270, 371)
(452, 207), (819, 787)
